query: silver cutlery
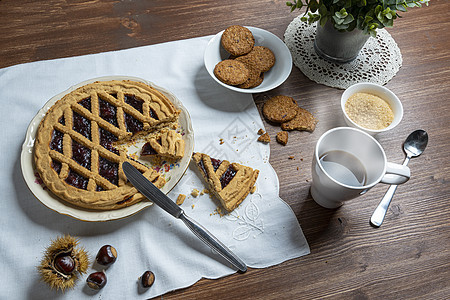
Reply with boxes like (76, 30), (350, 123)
(370, 130), (428, 227)
(122, 162), (247, 272)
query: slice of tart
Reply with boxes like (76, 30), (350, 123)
(34, 80), (180, 210)
(192, 152), (259, 212)
(141, 129), (185, 160)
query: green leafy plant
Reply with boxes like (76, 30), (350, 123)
(286, 0), (429, 37)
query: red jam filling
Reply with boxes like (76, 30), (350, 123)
(98, 156), (119, 186)
(210, 158), (222, 172)
(73, 111), (91, 140)
(50, 130), (64, 153)
(116, 195), (133, 205)
(124, 94), (143, 113)
(197, 159), (208, 177)
(99, 127), (119, 155)
(65, 169), (89, 190)
(99, 98), (118, 127)
(220, 165), (236, 189)
(78, 97), (91, 111)
(149, 108), (158, 120)
(141, 142), (157, 156)
(72, 141), (91, 170)
(125, 113), (143, 133)
(52, 159), (62, 174)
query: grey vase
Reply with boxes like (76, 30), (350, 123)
(314, 21), (370, 64)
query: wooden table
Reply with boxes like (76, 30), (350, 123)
(2, 1), (449, 299)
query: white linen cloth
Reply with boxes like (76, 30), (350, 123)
(0, 36), (309, 299)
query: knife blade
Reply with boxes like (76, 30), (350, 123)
(122, 162), (247, 272)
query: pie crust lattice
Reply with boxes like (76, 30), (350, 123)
(141, 129), (185, 160)
(34, 80), (180, 210)
(192, 152), (259, 212)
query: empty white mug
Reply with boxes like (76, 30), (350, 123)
(311, 127), (410, 209)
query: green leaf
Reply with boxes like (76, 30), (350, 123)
(343, 14), (355, 24)
(318, 4), (328, 16)
(309, 0), (319, 12)
(320, 15), (329, 27)
(335, 8), (348, 18)
(332, 15), (345, 24)
(334, 22), (350, 30)
(396, 4), (407, 12)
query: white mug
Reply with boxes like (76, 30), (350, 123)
(311, 127), (410, 209)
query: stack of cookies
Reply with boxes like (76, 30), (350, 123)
(214, 25), (275, 89)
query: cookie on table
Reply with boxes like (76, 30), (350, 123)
(276, 131), (288, 146)
(236, 46), (275, 73)
(262, 95), (298, 123)
(221, 25), (255, 56)
(281, 106), (317, 132)
(214, 59), (250, 86)
(257, 132), (270, 143)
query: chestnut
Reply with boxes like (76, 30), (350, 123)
(86, 271), (107, 290)
(54, 253), (76, 275)
(140, 270), (155, 288)
(38, 235), (89, 291)
(96, 245), (117, 266)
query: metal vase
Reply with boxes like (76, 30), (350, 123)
(314, 21), (370, 64)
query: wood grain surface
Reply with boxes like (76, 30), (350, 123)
(2, 0), (449, 299)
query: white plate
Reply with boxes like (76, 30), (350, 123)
(20, 76), (194, 222)
(204, 26), (293, 93)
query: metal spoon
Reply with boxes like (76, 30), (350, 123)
(370, 129), (428, 227)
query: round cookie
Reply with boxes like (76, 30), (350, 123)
(237, 64), (262, 89)
(214, 59), (250, 86)
(281, 106), (317, 132)
(262, 95), (298, 123)
(221, 25), (255, 56)
(236, 46), (275, 73)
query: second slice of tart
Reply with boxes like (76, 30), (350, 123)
(192, 152), (259, 212)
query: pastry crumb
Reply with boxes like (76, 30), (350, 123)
(257, 128), (265, 135)
(276, 131), (288, 146)
(176, 194), (186, 205)
(211, 207), (226, 217)
(257, 133), (270, 143)
(191, 189), (200, 197)
(288, 156), (295, 160)
(219, 138), (224, 145)
(250, 185), (257, 194)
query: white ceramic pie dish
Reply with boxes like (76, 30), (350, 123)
(204, 26), (293, 93)
(20, 76), (194, 222)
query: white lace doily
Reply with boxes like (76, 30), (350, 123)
(284, 16), (402, 89)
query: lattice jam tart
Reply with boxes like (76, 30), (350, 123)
(34, 80), (181, 210)
(192, 152), (259, 212)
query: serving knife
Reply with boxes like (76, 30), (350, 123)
(122, 162), (247, 272)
